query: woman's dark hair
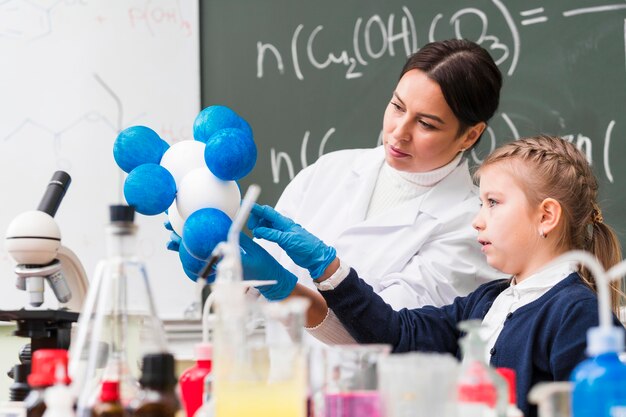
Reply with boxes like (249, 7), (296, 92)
(401, 39), (502, 144)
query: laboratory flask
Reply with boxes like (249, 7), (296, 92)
(528, 382), (572, 417)
(69, 205), (168, 417)
(377, 351), (459, 417)
(320, 344), (391, 417)
(211, 292), (310, 417)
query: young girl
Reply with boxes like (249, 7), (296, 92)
(243, 135), (624, 417)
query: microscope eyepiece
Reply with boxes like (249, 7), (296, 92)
(37, 171), (71, 217)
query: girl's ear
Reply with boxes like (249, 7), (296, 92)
(539, 198), (562, 237)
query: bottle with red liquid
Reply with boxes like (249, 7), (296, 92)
(91, 381), (125, 417)
(179, 343), (212, 417)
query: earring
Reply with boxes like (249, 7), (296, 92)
(539, 230), (546, 239)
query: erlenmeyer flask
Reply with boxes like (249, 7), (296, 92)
(69, 205), (168, 417)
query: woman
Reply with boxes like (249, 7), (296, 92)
(255, 39), (505, 310)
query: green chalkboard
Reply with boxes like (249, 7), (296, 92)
(200, 1), (626, 244)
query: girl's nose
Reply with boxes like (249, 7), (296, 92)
(472, 212), (484, 231)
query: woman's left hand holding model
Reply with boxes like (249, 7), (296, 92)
(248, 204), (337, 281)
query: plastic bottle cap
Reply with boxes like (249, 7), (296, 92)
(586, 326), (625, 356)
(139, 353), (177, 389)
(496, 367), (517, 404)
(99, 380), (120, 402)
(195, 343), (213, 361)
(109, 205), (135, 222)
(28, 349), (70, 387)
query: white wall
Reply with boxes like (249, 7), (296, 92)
(0, 0), (201, 319)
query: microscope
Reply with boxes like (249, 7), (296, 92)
(1, 171), (89, 401)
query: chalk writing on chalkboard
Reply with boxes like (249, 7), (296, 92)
(257, 2), (626, 84)
(254, 1), (625, 188)
(268, 115), (618, 188)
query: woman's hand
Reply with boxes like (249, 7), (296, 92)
(248, 204), (337, 279)
(239, 233), (298, 300)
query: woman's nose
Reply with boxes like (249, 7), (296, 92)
(393, 117), (412, 142)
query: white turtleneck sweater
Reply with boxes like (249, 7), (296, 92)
(365, 152), (464, 219)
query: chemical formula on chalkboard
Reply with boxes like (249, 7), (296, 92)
(201, 0), (626, 243)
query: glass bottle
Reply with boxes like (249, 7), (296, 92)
(456, 320), (508, 417)
(91, 381), (125, 417)
(24, 349), (70, 417)
(69, 205), (168, 417)
(129, 353), (180, 417)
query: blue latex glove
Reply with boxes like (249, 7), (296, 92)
(248, 204), (336, 279)
(163, 220), (181, 252)
(239, 233), (297, 301)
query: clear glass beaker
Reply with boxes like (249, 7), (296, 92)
(69, 205), (168, 417)
(211, 295), (310, 417)
(320, 344), (391, 417)
(377, 351), (459, 417)
(528, 382), (572, 417)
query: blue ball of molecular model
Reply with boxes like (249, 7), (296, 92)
(193, 105), (253, 143)
(124, 164), (177, 215)
(113, 126), (170, 173)
(182, 207), (232, 261)
(113, 104), (257, 282)
(204, 127), (257, 181)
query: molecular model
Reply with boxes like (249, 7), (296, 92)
(112, 105), (257, 282)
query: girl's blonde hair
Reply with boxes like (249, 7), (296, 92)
(477, 135), (623, 315)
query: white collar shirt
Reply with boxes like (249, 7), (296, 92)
(480, 261), (578, 362)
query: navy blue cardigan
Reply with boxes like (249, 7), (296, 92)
(321, 269), (624, 417)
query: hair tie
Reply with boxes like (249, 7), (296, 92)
(591, 202), (604, 224)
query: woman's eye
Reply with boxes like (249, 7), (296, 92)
(418, 120), (434, 129)
(488, 199), (498, 207)
(390, 102), (402, 111)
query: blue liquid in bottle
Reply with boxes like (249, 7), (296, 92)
(571, 326), (626, 417)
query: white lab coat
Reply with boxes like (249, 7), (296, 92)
(261, 146), (504, 310)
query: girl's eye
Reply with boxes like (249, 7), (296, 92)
(479, 199), (498, 208)
(390, 102), (402, 111)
